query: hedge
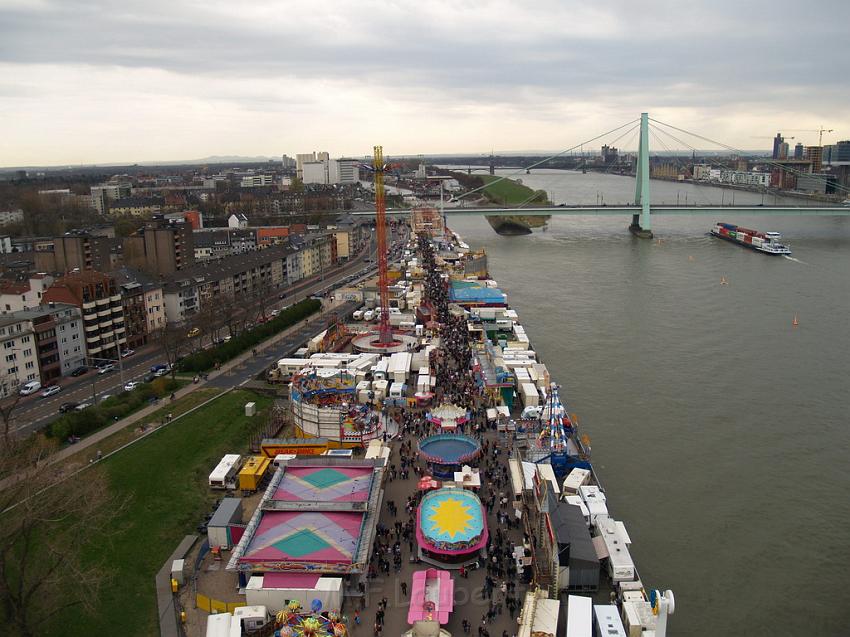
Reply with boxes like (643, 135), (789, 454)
(177, 298), (321, 374)
(47, 377), (180, 440)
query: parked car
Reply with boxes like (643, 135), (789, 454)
(70, 365), (88, 377)
(41, 385), (61, 398)
(143, 373), (157, 383)
(19, 380), (42, 396)
(121, 349), (135, 358)
(123, 381), (140, 392)
(153, 367), (170, 377)
(186, 327), (201, 338)
(58, 401), (79, 414)
(74, 401), (92, 411)
(97, 363), (116, 375)
(150, 363), (169, 374)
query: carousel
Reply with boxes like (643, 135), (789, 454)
(272, 599), (347, 637)
(416, 487), (488, 567)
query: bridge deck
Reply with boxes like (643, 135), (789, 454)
(353, 205), (850, 217)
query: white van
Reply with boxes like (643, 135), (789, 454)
(19, 380), (42, 396)
(363, 310), (375, 321)
(353, 310), (364, 320)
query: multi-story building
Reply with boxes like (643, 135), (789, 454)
(0, 274), (54, 312)
(123, 217), (194, 275)
(161, 243), (310, 323)
(0, 315), (40, 396)
(42, 271), (127, 361)
(805, 146), (823, 173)
(112, 269), (166, 347)
(240, 175), (273, 188)
(144, 285), (166, 335)
(49, 233), (115, 273)
(0, 208), (24, 227)
(303, 158), (360, 185)
(108, 196), (163, 217)
(90, 182), (132, 214)
(0, 303), (85, 391)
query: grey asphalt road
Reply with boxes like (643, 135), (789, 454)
(11, 231), (404, 436)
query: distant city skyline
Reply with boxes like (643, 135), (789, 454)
(1, 0), (848, 166)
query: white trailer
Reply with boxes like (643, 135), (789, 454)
(563, 468), (591, 495)
(372, 358), (389, 381)
(594, 517), (635, 582)
(520, 382), (539, 408)
(566, 595), (593, 637)
(593, 605), (626, 637)
(205, 613), (232, 637)
(579, 485), (609, 526)
(209, 454), (242, 489)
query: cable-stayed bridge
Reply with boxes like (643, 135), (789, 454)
(353, 113), (850, 237)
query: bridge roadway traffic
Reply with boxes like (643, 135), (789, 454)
(11, 235), (390, 438)
(354, 204), (850, 217)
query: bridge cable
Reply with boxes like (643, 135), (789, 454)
(647, 125), (718, 206)
(650, 118), (850, 197)
(518, 122), (642, 204)
(649, 123), (800, 204)
(452, 118), (640, 204)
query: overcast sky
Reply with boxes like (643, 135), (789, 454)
(1, 0), (848, 166)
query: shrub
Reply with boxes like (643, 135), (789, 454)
(46, 378), (180, 440)
(177, 299), (321, 373)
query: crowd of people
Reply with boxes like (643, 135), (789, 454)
(355, 234), (530, 637)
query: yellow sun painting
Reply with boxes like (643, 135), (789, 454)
(427, 497), (474, 539)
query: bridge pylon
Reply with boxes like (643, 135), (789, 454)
(629, 112), (654, 238)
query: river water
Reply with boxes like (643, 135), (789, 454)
(445, 168), (850, 635)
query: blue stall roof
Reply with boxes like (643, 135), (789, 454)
(449, 281), (507, 305)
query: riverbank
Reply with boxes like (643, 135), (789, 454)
(480, 174), (549, 206)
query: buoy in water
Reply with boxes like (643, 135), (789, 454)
(793, 314), (799, 327)
(720, 277), (728, 285)
(688, 255), (695, 262)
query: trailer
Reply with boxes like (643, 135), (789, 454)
(209, 454), (242, 489)
(563, 468), (591, 495)
(238, 455), (272, 492)
(566, 595), (593, 637)
(593, 518), (635, 582)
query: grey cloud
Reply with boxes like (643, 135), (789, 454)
(1, 1), (849, 122)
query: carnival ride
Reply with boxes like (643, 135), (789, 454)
(418, 434), (481, 480)
(273, 600), (347, 637)
(529, 384), (592, 479)
(416, 487), (487, 564)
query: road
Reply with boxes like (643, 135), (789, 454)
(11, 232), (397, 437)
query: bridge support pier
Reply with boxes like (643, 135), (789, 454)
(630, 112), (654, 239)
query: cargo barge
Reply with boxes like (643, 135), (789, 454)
(710, 222), (791, 255)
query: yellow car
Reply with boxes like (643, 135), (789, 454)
(186, 327), (201, 338)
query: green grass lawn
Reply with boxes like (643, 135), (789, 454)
(480, 174), (548, 205)
(50, 389), (272, 637)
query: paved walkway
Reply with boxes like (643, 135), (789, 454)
(360, 427), (528, 637)
(40, 299), (350, 469)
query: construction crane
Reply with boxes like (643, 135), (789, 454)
(371, 145), (394, 346)
(784, 127), (835, 146)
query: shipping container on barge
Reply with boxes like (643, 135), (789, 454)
(710, 222), (791, 255)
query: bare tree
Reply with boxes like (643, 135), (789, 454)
(0, 374), (22, 445)
(0, 437), (124, 636)
(154, 324), (188, 380)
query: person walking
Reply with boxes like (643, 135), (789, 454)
(400, 581), (408, 596)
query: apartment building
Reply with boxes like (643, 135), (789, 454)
(0, 303), (85, 392)
(42, 271), (127, 361)
(0, 273), (54, 312)
(161, 243), (306, 324)
(0, 316), (40, 396)
(123, 217), (195, 275)
(90, 182), (132, 214)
